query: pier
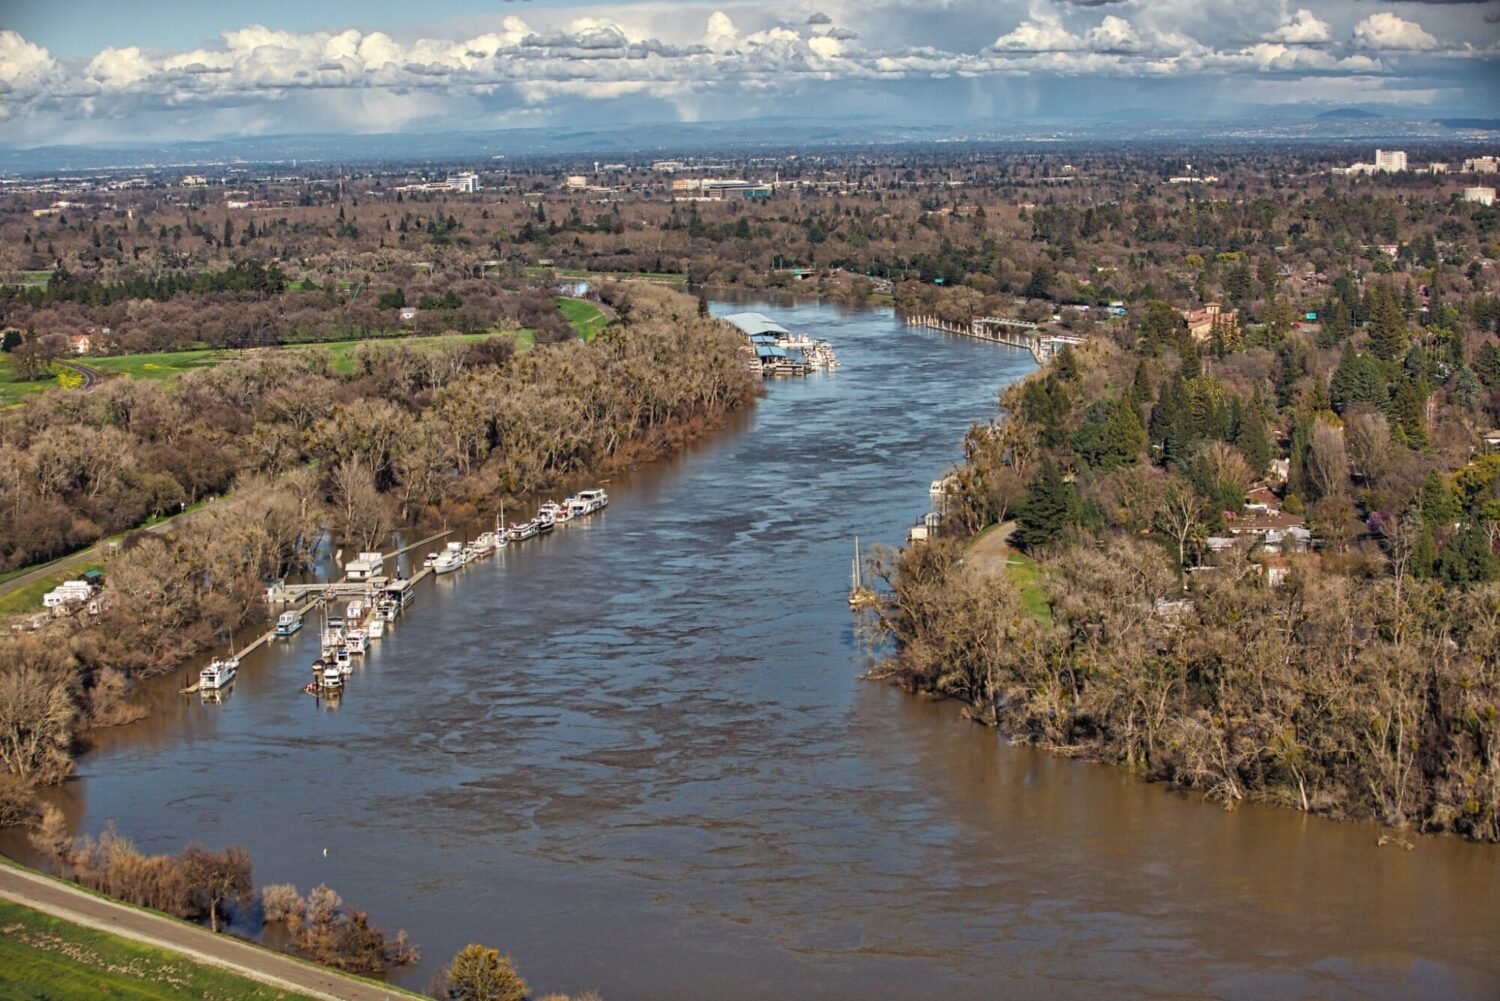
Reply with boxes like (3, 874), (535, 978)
(902, 313), (1084, 365)
(273, 530), (451, 601)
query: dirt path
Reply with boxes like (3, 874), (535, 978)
(965, 520), (1017, 577)
(0, 863), (415, 1000)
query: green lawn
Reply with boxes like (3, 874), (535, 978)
(0, 355), (60, 407)
(1005, 552), (1053, 627)
(557, 297), (610, 341)
(0, 897), (316, 1001)
(89, 349), (223, 381)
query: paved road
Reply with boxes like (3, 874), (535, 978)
(0, 863), (415, 1000)
(56, 359), (101, 389)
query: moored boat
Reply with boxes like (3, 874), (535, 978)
(199, 654), (239, 690)
(575, 488), (609, 512)
(367, 617), (385, 640)
(508, 520), (537, 542)
(432, 550), (462, 574)
(274, 610), (303, 637)
(346, 628), (367, 655)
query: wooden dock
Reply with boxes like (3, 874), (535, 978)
(274, 531), (451, 601)
(902, 313), (1083, 365)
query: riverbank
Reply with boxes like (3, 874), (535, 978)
(0, 859), (421, 1000)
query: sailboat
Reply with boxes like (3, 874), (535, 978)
(849, 536), (863, 608)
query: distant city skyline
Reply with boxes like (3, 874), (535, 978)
(1, 0), (1497, 148)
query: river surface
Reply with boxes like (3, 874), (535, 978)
(38, 299), (1500, 999)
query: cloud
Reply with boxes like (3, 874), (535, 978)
(1352, 12), (1440, 50)
(0, 2), (1491, 144)
(1265, 9), (1332, 45)
(993, 11), (1081, 52)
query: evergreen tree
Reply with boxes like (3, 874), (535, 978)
(1368, 284), (1408, 362)
(1072, 396), (1145, 470)
(1436, 521), (1498, 588)
(1234, 406), (1272, 477)
(1328, 344), (1388, 414)
(1149, 376), (1192, 467)
(1420, 472), (1459, 529)
(1391, 380), (1429, 450)
(1128, 359), (1153, 411)
(1015, 462), (1075, 552)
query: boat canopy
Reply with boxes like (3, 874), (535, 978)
(754, 345), (790, 360)
(723, 312), (791, 337)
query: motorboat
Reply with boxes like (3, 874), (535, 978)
(367, 617), (385, 640)
(432, 550), (462, 574)
(538, 501), (571, 525)
(199, 654), (239, 690)
(534, 510), (555, 534)
(319, 661), (344, 690)
(346, 628), (367, 655)
(473, 532), (496, 557)
(508, 520), (537, 542)
(574, 488), (609, 513)
(345, 599), (365, 622)
(422, 552), (437, 569)
(274, 610), (303, 637)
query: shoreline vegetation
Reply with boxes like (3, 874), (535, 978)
(867, 304), (1500, 843)
(0, 280), (758, 836)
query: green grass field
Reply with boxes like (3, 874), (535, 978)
(557, 297), (610, 341)
(0, 355), (59, 407)
(1005, 552), (1053, 627)
(89, 350), (223, 381)
(0, 897), (316, 1001)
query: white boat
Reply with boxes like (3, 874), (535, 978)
(432, 551), (462, 574)
(199, 654), (239, 690)
(473, 532), (496, 557)
(346, 628), (367, 654)
(382, 578), (416, 613)
(345, 599), (365, 622)
(575, 488), (609, 512)
(534, 510), (555, 534)
(367, 617), (385, 640)
(274, 610), (302, 637)
(320, 661), (344, 689)
(539, 501), (571, 525)
(509, 520), (537, 542)
(335, 645), (353, 675)
(422, 552), (437, 569)
(460, 545), (475, 564)
(343, 551), (385, 581)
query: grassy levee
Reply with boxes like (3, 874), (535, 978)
(0, 896), (318, 1001)
(0, 856), (428, 1000)
(557, 297), (610, 341)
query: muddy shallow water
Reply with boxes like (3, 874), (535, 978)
(35, 299), (1500, 999)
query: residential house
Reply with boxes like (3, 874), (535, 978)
(67, 333), (92, 355)
(1182, 301), (1239, 342)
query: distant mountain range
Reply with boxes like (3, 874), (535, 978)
(0, 113), (1494, 174)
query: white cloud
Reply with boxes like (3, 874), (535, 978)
(1265, 9), (1331, 46)
(1352, 13), (1438, 52)
(1085, 16), (1144, 54)
(993, 11), (1081, 52)
(0, 2), (1488, 143)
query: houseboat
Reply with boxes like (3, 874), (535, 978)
(432, 550), (462, 574)
(576, 488), (609, 512)
(199, 654), (239, 691)
(344, 552), (385, 581)
(367, 617), (385, 640)
(508, 520), (538, 542)
(274, 610), (303, 637)
(346, 628), (367, 655)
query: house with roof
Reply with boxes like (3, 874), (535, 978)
(1183, 302), (1239, 342)
(67, 334), (92, 355)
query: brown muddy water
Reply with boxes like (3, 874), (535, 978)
(27, 300), (1500, 998)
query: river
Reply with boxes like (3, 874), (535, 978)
(38, 299), (1500, 999)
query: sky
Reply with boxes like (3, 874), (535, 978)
(0, 0), (1497, 147)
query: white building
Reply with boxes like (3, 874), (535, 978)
(447, 172), (479, 194)
(1465, 187), (1497, 208)
(1374, 149), (1407, 173)
(1463, 156), (1498, 175)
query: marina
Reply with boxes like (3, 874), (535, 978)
(723, 311), (840, 377)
